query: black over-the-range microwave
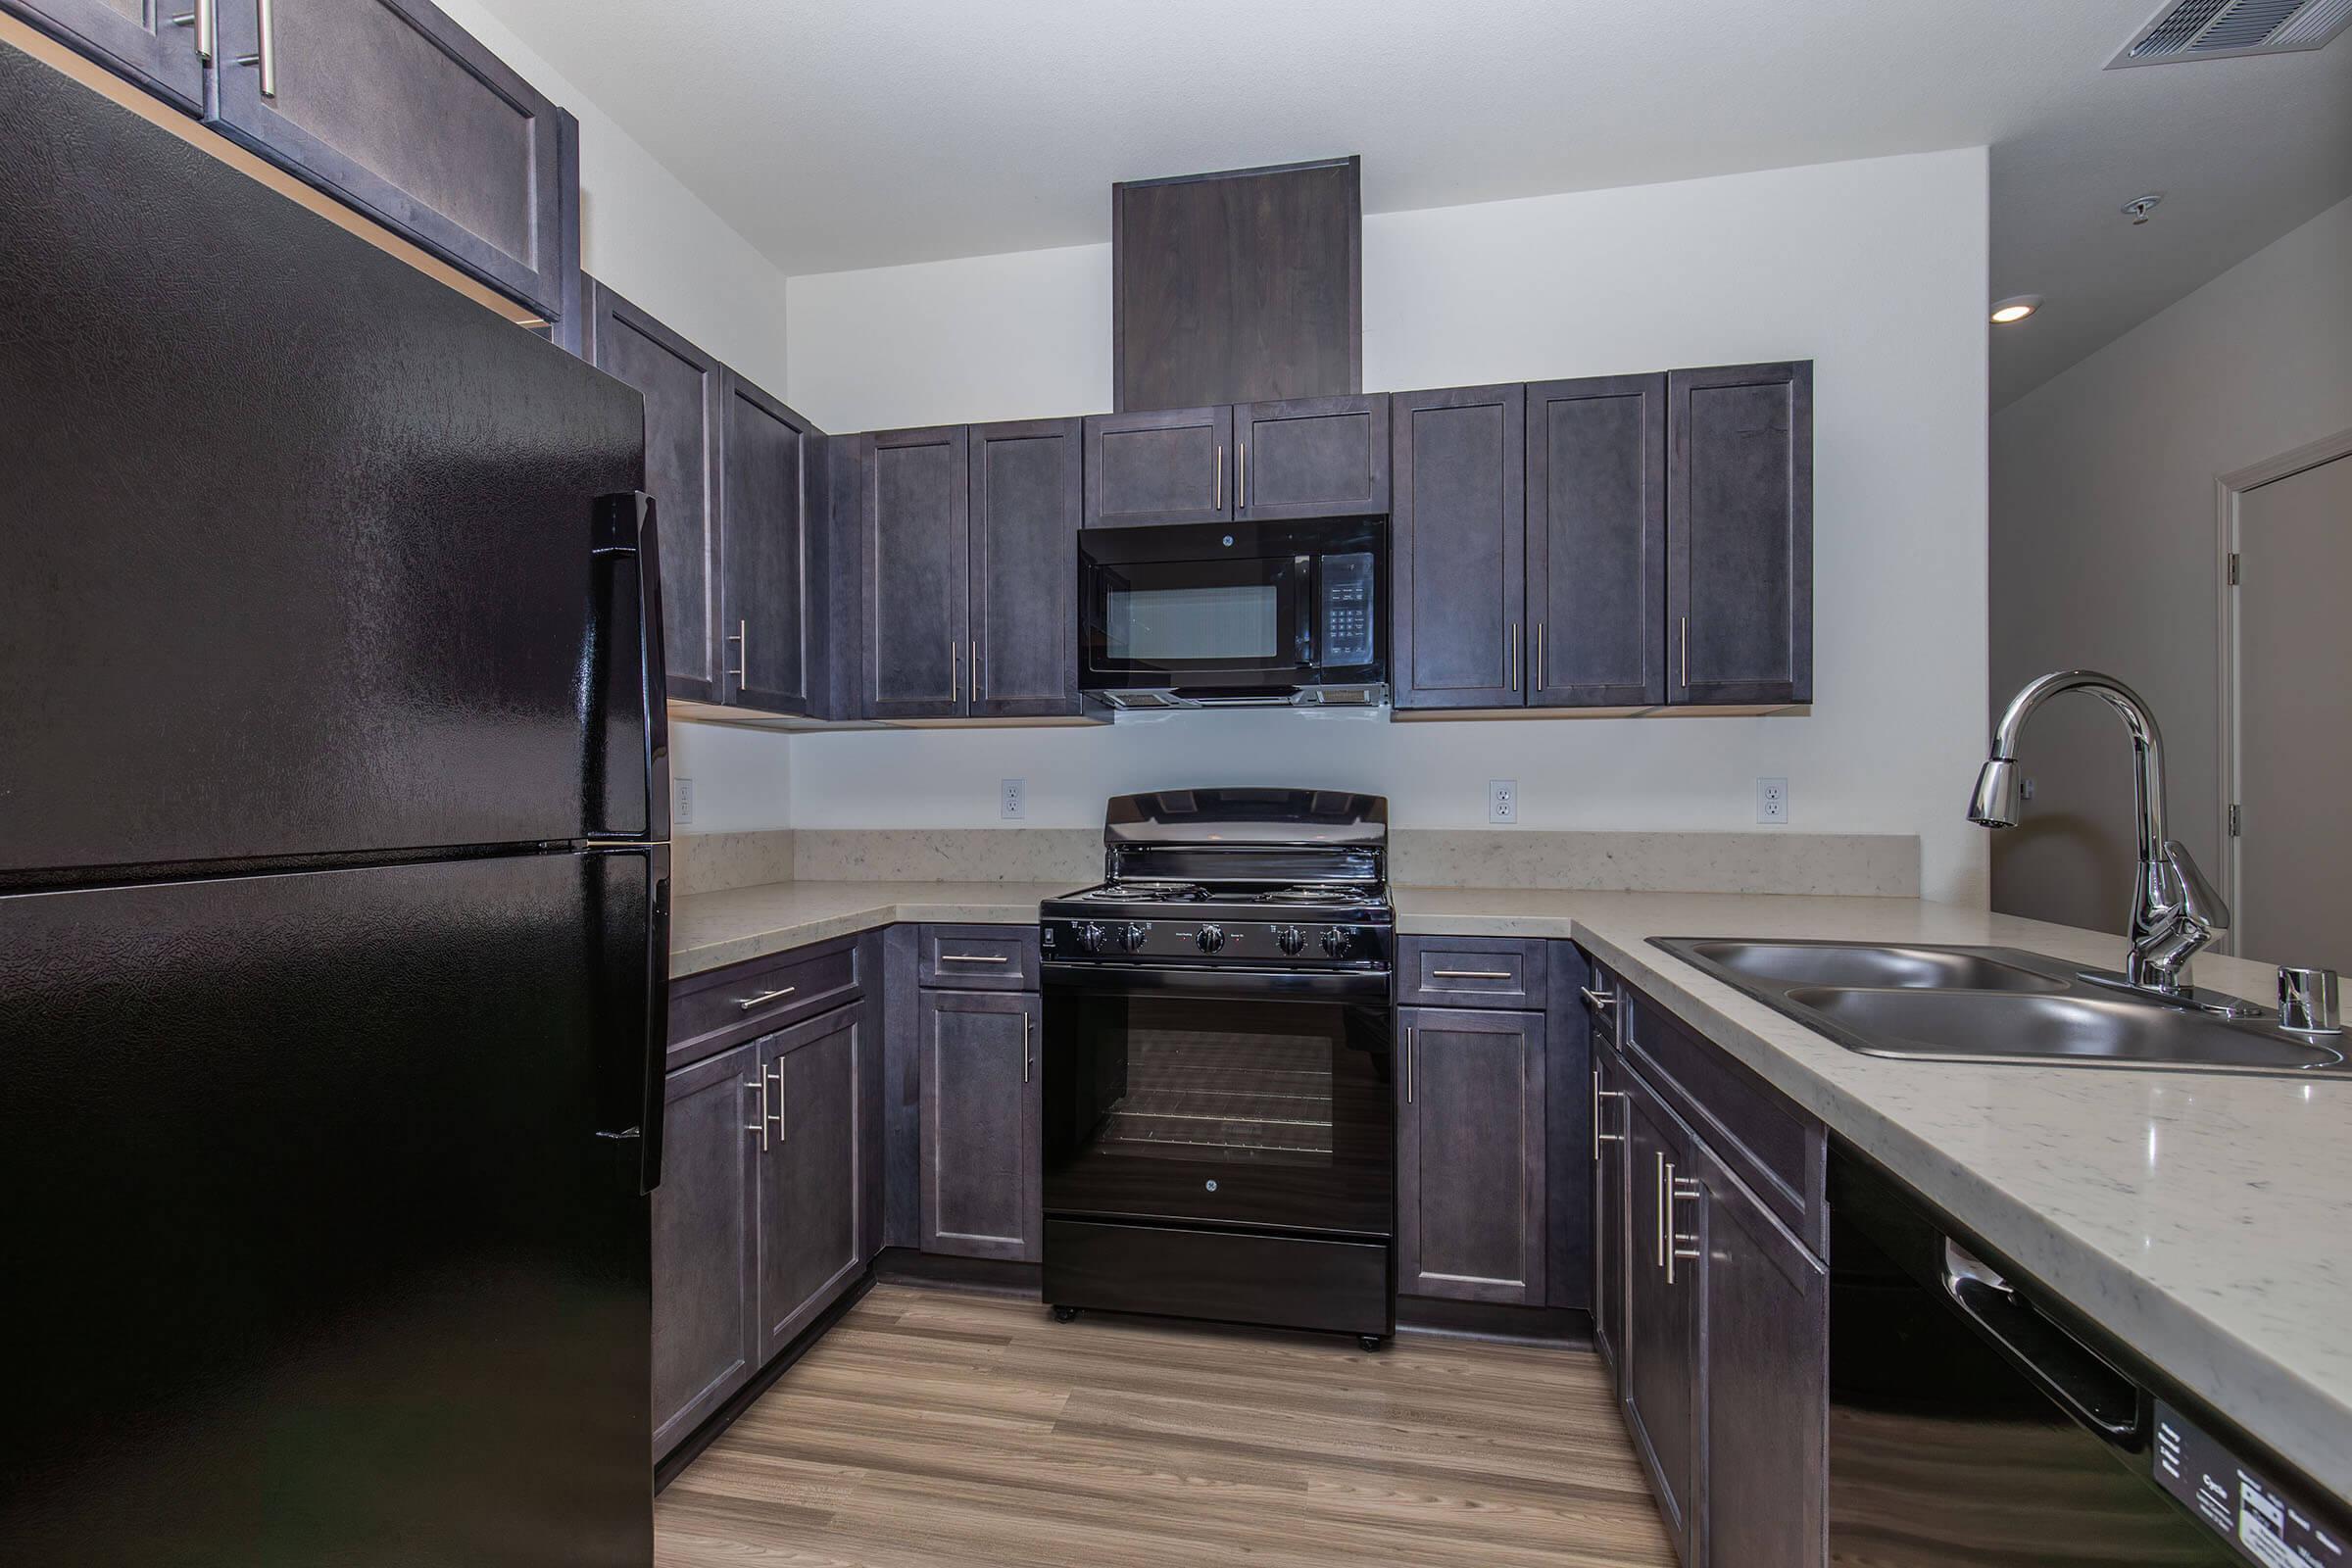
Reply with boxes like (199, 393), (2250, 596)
(1077, 516), (1387, 708)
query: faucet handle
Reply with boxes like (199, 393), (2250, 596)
(2161, 840), (2230, 932)
(2278, 967), (2342, 1033)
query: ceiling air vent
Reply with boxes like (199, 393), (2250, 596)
(2108, 0), (2352, 65)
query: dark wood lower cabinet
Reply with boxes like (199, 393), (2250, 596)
(1592, 1039), (1632, 1375)
(651, 1042), (758, 1457)
(754, 1005), (866, 1361)
(917, 988), (1042, 1260)
(1622, 1064), (1701, 1562)
(1396, 1005), (1546, 1304)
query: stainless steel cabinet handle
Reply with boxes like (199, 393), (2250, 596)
(1579, 986), (1619, 1017)
(1214, 445), (1223, 511)
(1431, 968), (1512, 980)
(1666, 1166), (1702, 1283)
(1239, 440), (1248, 508)
(950, 639), (958, 704)
(1592, 1069), (1628, 1158)
(1406, 1027), (1417, 1103)
(1654, 1152), (1667, 1269)
(171, 0), (217, 63)
(1022, 1010), (1032, 1084)
(939, 954), (1008, 964)
(1509, 622), (1521, 692)
(237, 0), (277, 97)
(1538, 621), (1548, 691)
(744, 1074), (768, 1152)
(736, 985), (796, 1010)
(1679, 615), (1690, 691)
(768, 1062), (787, 1146)
(970, 639), (980, 701)
(726, 619), (746, 687)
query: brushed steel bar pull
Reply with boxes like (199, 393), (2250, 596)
(1538, 621), (1547, 691)
(1509, 622), (1521, 692)
(1406, 1027), (1417, 1103)
(726, 619), (746, 686)
(950, 639), (959, 704)
(1592, 1069), (1628, 1157)
(1680, 615), (1690, 691)
(172, 0), (217, 62)
(1431, 968), (1513, 979)
(1214, 445), (1223, 511)
(1667, 1168), (1703, 1283)
(939, 954), (1009, 964)
(970, 639), (980, 701)
(250, 0), (276, 96)
(745, 1075), (767, 1151)
(1239, 441), (1248, 508)
(736, 985), (796, 1011)
(1579, 986), (1618, 1017)
(1022, 1010), (1032, 1083)
(1655, 1153), (1667, 1269)
(768, 1062), (787, 1146)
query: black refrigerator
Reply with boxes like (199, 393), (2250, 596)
(1, 41), (666, 1567)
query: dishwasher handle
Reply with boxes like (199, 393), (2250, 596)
(1940, 1239), (2141, 1446)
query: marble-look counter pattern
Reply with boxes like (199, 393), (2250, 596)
(1396, 885), (2352, 1499)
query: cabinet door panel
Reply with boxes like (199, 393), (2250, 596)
(1391, 385), (1525, 710)
(1668, 362), (1813, 706)
(1084, 406), (1232, 527)
(652, 1044), (757, 1457)
(918, 989), (1041, 1260)
(756, 1006), (864, 1362)
(3, 0), (207, 111)
(210, 0), (564, 317)
(1527, 374), (1666, 708)
(1396, 1006), (1544, 1303)
(589, 283), (721, 703)
(1236, 395), (1389, 519)
(719, 373), (817, 715)
(861, 426), (969, 717)
(970, 417), (1082, 717)
(1698, 1139), (1828, 1568)
(1622, 1069), (1699, 1562)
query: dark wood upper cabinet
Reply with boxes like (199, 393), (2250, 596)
(1696, 1136), (1829, 1568)
(1396, 1005), (1546, 1305)
(652, 1043), (757, 1458)
(2, 0), (207, 112)
(1113, 157), (1361, 413)
(1527, 373), (1667, 709)
(588, 281), (722, 704)
(916, 988), (1042, 1261)
(754, 1005), (865, 1363)
(1390, 384), (1526, 710)
(718, 372), (818, 716)
(1668, 361), (1813, 707)
(969, 418), (1082, 718)
(1235, 395), (1389, 520)
(1083, 405), (1231, 528)
(1621, 1066), (1701, 1565)
(859, 424), (970, 718)
(208, 0), (566, 320)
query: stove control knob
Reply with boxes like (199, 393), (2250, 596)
(1275, 924), (1307, 956)
(1194, 924), (1228, 954)
(1076, 921), (1108, 955)
(1119, 921), (1151, 953)
(1321, 927), (1352, 959)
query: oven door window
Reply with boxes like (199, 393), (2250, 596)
(1043, 993), (1394, 1238)
(1086, 556), (1305, 677)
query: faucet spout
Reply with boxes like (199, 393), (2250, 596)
(1973, 670), (2228, 999)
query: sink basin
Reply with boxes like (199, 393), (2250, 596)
(1678, 940), (2067, 994)
(1784, 986), (2345, 1073)
(1651, 937), (2349, 1077)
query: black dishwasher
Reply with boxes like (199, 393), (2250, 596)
(1829, 1144), (2348, 1566)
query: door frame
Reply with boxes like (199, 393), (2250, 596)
(2213, 425), (2352, 956)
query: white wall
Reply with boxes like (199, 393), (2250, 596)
(1988, 196), (2352, 934)
(786, 150), (1992, 903)
(668, 722), (793, 836)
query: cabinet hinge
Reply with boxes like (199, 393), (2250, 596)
(2230, 804), (2241, 838)
(2229, 552), (2240, 586)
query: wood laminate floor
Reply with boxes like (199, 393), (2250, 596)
(656, 1284), (1677, 1567)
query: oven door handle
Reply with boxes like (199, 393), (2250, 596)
(1041, 960), (1391, 1003)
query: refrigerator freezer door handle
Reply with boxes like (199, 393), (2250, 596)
(587, 842), (670, 1196)
(591, 491), (670, 842)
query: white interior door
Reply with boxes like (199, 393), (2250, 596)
(2235, 452), (2352, 974)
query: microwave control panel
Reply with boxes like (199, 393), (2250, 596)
(1318, 552), (1376, 666)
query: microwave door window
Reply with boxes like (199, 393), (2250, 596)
(1107, 583), (1284, 664)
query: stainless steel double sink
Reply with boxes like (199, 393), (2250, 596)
(1651, 939), (2348, 1076)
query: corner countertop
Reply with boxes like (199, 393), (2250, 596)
(670, 877), (2351, 1495)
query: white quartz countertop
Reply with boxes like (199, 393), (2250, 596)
(672, 878), (2351, 1494)
(1396, 885), (2352, 1499)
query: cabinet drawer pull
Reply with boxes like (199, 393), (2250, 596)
(735, 985), (797, 1010)
(939, 953), (1009, 964)
(744, 1075), (767, 1152)
(1666, 1164), (1703, 1284)
(726, 619), (746, 687)
(1431, 967), (1513, 980)
(1579, 986), (1619, 1016)
(769, 1062), (786, 1146)
(1592, 1069), (1628, 1158)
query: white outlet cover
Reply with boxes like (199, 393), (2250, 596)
(1756, 777), (1788, 825)
(674, 776), (695, 827)
(1489, 779), (1517, 824)
(1000, 778), (1026, 820)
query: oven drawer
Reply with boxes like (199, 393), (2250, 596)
(666, 935), (864, 1069)
(1045, 1218), (1393, 1338)
(917, 925), (1041, 991)
(1397, 936), (1544, 1006)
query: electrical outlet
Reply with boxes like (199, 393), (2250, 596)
(1000, 778), (1025, 820)
(1489, 779), (1517, 824)
(674, 776), (695, 828)
(1756, 777), (1788, 825)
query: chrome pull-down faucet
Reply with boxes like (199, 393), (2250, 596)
(1971, 670), (2244, 1011)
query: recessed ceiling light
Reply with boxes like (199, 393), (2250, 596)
(1989, 295), (2044, 324)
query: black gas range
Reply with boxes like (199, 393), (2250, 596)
(1038, 789), (1396, 1349)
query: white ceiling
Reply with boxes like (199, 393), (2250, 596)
(479, 0), (2352, 406)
